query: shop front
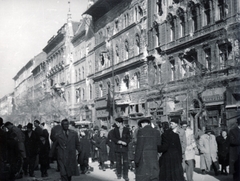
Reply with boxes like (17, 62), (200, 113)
(201, 87), (226, 135)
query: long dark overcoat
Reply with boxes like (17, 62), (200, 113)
(96, 136), (108, 163)
(78, 136), (91, 165)
(50, 129), (81, 177)
(106, 129), (116, 162)
(158, 129), (184, 181)
(24, 130), (39, 158)
(229, 126), (240, 175)
(134, 125), (161, 181)
(216, 135), (230, 166)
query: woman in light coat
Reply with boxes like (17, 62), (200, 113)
(199, 128), (219, 175)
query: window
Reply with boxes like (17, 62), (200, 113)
(99, 84), (103, 97)
(82, 88), (85, 100)
(100, 53), (105, 66)
(76, 89), (79, 103)
(78, 68), (81, 80)
(89, 84), (92, 99)
(123, 75), (129, 90)
(216, 0), (228, 21)
(156, 0), (163, 15)
(125, 40), (129, 60)
(115, 77), (120, 92)
(167, 13), (174, 41)
(203, 1), (211, 25)
(115, 20), (119, 32)
(177, 8), (185, 38)
(75, 70), (78, 82)
(169, 58), (175, 81)
(89, 60), (92, 75)
(134, 72), (140, 89)
(136, 34), (140, 55)
(115, 45), (119, 63)
(82, 67), (84, 78)
(204, 48), (212, 71)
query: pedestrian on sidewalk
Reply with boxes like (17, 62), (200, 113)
(49, 119), (81, 181)
(229, 117), (240, 181)
(181, 121), (197, 181)
(216, 129), (230, 175)
(78, 131), (91, 174)
(158, 121), (184, 181)
(39, 129), (50, 177)
(106, 123), (117, 169)
(199, 127), (220, 176)
(134, 118), (161, 181)
(112, 117), (131, 181)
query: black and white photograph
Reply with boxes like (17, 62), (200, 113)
(0, 0), (239, 181)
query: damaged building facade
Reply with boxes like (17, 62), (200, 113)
(3, 0), (239, 134)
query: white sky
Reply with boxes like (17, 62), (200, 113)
(0, 0), (89, 98)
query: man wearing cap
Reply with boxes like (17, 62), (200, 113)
(181, 121), (197, 181)
(229, 117), (240, 181)
(134, 118), (161, 181)
(199, 127), (219, 175)
(170, 117), (187, 171)
(23, 123), (40, 177)
(112, 117), (131, 181)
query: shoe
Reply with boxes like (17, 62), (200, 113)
(123, 177), (129, 181)
(117, 174), (121, 179)
(202, 170), (206, 175)
(29, 173), (35, 177)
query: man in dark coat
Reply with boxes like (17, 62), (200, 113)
(112, 117), (131, 181)
(229, 117), (240, 181)
(134, 118), (161, 181)
(106, 123), (117, 169)
(23, 123), (40, 177)
(158, 121), (184, 181)
(49, 119), (81, 181)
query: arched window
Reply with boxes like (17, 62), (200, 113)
(79, 68), (81, 80)
(89, 84), (92, 99)
(136, 34), (140, 55)
(176, 8), (185, 38)
(82, 88), (85, 100)
(115, 45), (119, 63)
(82, 67), (84, 78)
(99, 84), (103, 97)
(134, 72), (140, 89)
(125, 40), (129, 60)
(166, 13), (175, 41)
(115, 77), (120, 92)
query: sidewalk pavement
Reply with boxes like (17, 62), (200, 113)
(18, 156), (232, 181)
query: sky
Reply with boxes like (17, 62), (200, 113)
(0, 0), (89, 99)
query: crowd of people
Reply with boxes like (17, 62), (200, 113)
(0, 116), (240, 181)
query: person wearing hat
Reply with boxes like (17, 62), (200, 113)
(170, 117), (187, 171)
(111, 117), (131, 181)
(134, 118), (161, 181)
(181, 121), (197, 181)
(229, 117), (240, 181)
(23, 123), (40, 177)
(199, 127), (220, 175)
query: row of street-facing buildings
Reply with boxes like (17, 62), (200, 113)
(0, 0), (240, 135)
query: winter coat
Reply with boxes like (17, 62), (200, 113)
(112, 127), (131, 153)
(198, 133), (218, 171)
(134, 125), (161, 181)
(158, 129), (184, 181)
(216, 135), (230, 166)
(78, 136), (91, 165)
(229, 126), (240, 174)
(24, 130), (40, 158)
(39, 139), (50, 166)
(50, 125), (62, 143)
(106, 129), (116, 162)
(185, 128), (197, 161)
(96, 136), (108, 163)
(128, 140), (135, 161)
(50, 129), (81, 177)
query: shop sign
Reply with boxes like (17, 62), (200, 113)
(203, 94), (224, 102)
(96, 109), (109, 118)
(95, 99), (107, 108)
